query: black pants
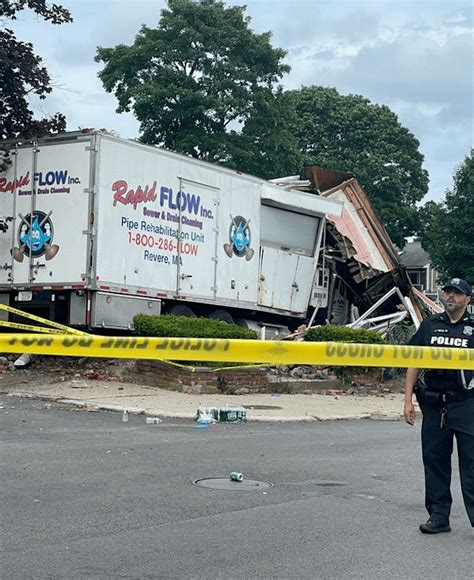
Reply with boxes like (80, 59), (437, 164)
(421, 400), (474, 526)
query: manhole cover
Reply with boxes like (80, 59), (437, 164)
(193, 478), (273, 491)
(243, 405), (282, 410)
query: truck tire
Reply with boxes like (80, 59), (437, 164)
(209, 309), (234, 325)
(169, 304), (195, 317)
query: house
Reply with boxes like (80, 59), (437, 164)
(399, 241), (439, 298)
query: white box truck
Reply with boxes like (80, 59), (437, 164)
(0, 131), (342, 332)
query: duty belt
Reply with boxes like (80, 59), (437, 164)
(414, 385), (474, 407)
(428, 390), (474, 403)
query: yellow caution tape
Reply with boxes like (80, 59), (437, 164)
(211, 363), (269, 372)
(0, 303), (88, 335)
(160, 359), (266, 372)
(160, 358), (198, 372)
(0, 334), (472, 370)
(0, 321), (65, 334)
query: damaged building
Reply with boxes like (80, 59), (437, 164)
(272, 166), (433, 332)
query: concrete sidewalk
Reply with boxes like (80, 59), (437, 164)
(2, 378), (408, 422)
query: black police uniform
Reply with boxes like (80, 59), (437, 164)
(410, 310), (474, 527)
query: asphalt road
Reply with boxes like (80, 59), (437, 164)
(2, 396), (472, 579)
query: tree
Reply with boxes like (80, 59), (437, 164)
(95, 0), (289, 164)
(0, 1), (72, 143)
(418, 152), (474, 282)
(228, 88), (303, 180)
(286, 86), (429, 247)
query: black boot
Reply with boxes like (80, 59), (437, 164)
(419, 518), (451, 534)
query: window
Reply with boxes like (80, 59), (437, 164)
(409, 271), (420, 285)
(409, 270), (426, 289)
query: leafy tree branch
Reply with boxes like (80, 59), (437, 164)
(0, 0), (72, 144)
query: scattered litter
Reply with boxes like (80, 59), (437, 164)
(195, 412), (215, 428)
(271, 393), (281, 397)
(196, 407), (216, 423)
(145, 417), (162, 424)
(196, 405), (246, 424)
(14, 353), (33, 368)
(229, 471), (244, 482)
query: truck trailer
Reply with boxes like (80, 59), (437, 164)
(0, 130), (342, 333)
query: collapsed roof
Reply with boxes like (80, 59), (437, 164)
(272, 166), (427, 323)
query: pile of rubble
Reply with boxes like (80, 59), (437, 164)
(266, 364), (399, 396)
(0, 356), (15, 373)
(267, 365), (335, 380)
(0, 354), (130, 388)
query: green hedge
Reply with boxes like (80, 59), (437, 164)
(304, 324), (385, 344)
(304, 324), (385, 382)
(133, 314), (257, 339)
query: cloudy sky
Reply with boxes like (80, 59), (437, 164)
(9, 0), (473, 202)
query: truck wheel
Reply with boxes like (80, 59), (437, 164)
(209, 309), (234, 325)
(169, 304), (195, 317)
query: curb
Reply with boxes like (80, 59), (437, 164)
(3, 391), (403, 423)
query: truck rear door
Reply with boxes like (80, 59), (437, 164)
(0, 138), (92, 288)
(258, 205), (322, 314)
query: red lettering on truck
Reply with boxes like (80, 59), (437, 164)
(0, 172), (30, 193)
(112, 179), (157, 210)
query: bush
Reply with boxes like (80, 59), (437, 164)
(304, 325), (385, 344)
(133, 314), (257, 339)
(304, 325), (385, 383)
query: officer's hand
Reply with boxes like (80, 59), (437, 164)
(403, 400), (416, 425)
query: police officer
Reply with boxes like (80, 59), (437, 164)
(404, 278), (474, 534)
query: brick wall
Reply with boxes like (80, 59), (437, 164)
(135, 360), (268, 395)
(133, 361), (389, 395)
